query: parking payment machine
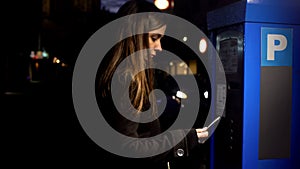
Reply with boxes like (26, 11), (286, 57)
(207, 1), (300, 169)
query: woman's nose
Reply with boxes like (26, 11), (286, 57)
(155, 40), (162, 51)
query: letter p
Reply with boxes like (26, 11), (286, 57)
(267, 34), (287, 61)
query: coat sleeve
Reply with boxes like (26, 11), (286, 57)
(112, 109), (200, 162)
(97, 77), (200, 163)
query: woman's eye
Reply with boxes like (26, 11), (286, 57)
(151, 34), (161, 42)
(151, 36), (158, 42)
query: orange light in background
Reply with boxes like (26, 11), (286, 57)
(53, 57), (61, 64)
(35, 62), (39, 70)
(154, 0), (169, 10)
(61, 63), (68, 67)
(36, 51), (43, 59)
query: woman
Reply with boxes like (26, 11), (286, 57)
(96, 0), (208, 168)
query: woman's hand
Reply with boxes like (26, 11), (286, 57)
(196, 127), (208, 143)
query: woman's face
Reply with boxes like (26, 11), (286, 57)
(148, 25), (166, 58)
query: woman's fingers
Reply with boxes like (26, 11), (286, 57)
(197, 131), (209, 138)
(196, 127), (209, 138)
(196, 127), (208, 133)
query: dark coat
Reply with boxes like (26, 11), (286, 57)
(94, 53), (206, 168)
(96, 86), (202, 169)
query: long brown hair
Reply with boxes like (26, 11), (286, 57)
(98, 0), (165, 113)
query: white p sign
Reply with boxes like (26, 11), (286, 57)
(261, 27), (292, 66)
(267, 34), (287, 61)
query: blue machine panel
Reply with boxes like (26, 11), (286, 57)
(244, 22), (299, 169)
(207, 1), (300, 169)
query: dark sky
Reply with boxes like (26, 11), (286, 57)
(101, 0), (153, 13)
(101, 0), (127, 12)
